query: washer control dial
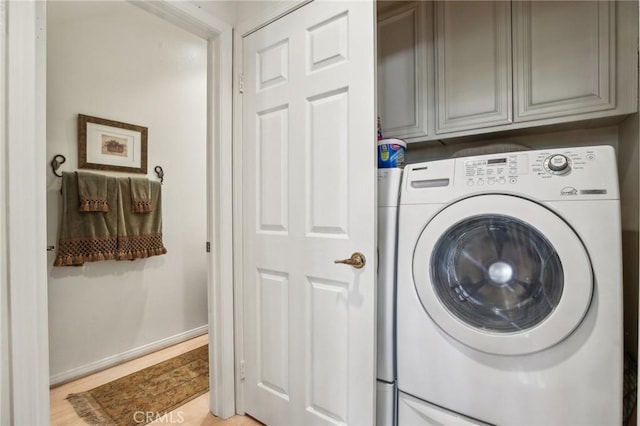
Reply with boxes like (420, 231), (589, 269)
(544, 154), (571, 175)
(549, 154), (569, 171)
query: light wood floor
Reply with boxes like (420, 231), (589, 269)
(50, 334), (262, 426)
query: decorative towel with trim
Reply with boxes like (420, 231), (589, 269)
(129, 177), (153, 213)
(77, 171), (110, 212)
(116, 178), (167, 260)
(54, 172), (119, 266)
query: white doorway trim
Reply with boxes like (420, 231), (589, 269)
(130, 3), (235, 418)
(3, 1), (49, 424)
(3, 1), (235, 423)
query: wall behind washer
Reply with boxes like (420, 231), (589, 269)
(46, 0), (208, 383)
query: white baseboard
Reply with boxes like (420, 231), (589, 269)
(49, 325), (208, 387)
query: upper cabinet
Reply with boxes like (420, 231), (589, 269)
(377, 0), (638, 143)
(513, 1), (615, 121)
(377, 2), (431, 140)
(435, 1), (512, 133)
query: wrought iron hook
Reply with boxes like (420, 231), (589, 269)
(51, 154), (66, 177)
(154, 166), (164, 184)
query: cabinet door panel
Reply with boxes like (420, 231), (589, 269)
(435, 1), (512, 134)
(377, 2), (430, 140)
(513, 1), (615, 121)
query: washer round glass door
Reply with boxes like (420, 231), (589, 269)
(413, 195), (592, 355)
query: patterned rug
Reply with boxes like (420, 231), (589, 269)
(67, 345), (209, 426)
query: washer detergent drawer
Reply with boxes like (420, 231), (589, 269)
(398, 392), (487, 426)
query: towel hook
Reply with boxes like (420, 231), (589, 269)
(154, 165), (164, 184)
(51, 154), (66, 177)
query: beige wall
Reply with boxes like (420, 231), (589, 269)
(235, 0), (303, 28)
(405, 125), (620, 163)
(46, 0), (208, 382)
(191, 0), (236, 25)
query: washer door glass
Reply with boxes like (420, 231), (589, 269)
(431, 215), (563, 332)
(412, 195), (592, 355)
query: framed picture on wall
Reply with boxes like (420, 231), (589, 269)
(78, 114), (148, 174)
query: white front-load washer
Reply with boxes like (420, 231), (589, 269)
(377, 168), (402, 426)
(396, 146), (623, 426)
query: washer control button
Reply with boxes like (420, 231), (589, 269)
(509, 178), (517, 184)
(467, 179), (474, 186)
(498, 178), (506, 185)
(477, 179), (485, 186)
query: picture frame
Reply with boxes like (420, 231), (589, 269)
(78, 114), (148, 174)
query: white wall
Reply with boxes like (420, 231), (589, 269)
(46, 0), (208, 383)
(0, 0), (9, 421)
(191, 0), (236, 26)
(235, 0), (303, 29)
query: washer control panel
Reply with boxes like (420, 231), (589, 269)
(532, 149), (592, 179)
(402, 145), (618, 204)
(458, 146), (617, 200)
(464, 153), (528, 187)
(464, 149), (598, 187)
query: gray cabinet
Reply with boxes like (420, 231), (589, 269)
(377, 2), (431, 139)
(513, 1), (615, 121)
(377, 0), (637, 143)
(435, 1), (512, 133)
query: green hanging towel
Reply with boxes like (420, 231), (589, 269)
(116, 178), (167, 261)
(129, 177), (153, 213)
(54, 172), (118, 266)
(76, 171), (110, 212)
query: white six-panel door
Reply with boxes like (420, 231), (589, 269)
(241, 1), (376, 425)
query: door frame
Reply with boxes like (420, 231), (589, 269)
(3, 1), (235, 422)
(231, 0), (312, 414)
(3, 1), (49, 423)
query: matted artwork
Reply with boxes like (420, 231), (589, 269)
(78, 114), (148, 174)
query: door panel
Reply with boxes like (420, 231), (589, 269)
(306, 89), (349, 236)
(257, 269), (289, 398)
(308, 277), (349, 422)
(242, 2), (376, 425)
(257, 106), (289, 234)
(257, 40), (289, 91)
(307, 12), (349, 73)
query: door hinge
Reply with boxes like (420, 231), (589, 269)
(240, 360), (246, 381)
(239, 73), (244, 94)
(206, 242), (211, 253)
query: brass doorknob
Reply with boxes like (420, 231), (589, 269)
(334, 252), (366, 269)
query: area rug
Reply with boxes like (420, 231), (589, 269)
(67, 345), (208, 426)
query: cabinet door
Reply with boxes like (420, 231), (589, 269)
(513, 1), (615, 122)
(435, 1), (512, 134)
(377, 1), (431, 140)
